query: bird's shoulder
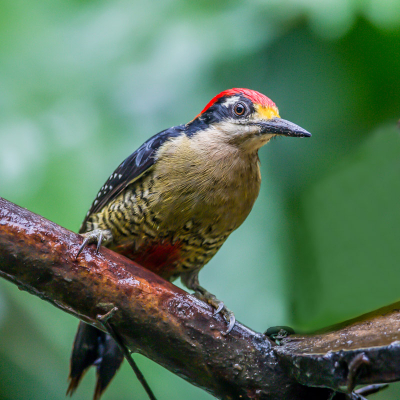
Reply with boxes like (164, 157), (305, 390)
(80, 125), (186, 231)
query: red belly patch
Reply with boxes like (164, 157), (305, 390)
(114, 240), (182, 280)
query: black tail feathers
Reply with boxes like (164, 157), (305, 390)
(67, 322), (124, 400)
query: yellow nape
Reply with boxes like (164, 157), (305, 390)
(255, 104), (280, 120)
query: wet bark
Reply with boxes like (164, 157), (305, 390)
(0, 197), (398, 399)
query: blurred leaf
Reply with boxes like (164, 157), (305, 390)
(291, 124), (400, 329)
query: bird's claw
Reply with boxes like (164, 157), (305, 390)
(222, 310), (236, 336)
(75, 229), (112, 259)
(212, 301), (235, 335)
(182, 273), (236, 335)
(196, 292), (236, 335)
(76, 236), (91, 259)
(213, 302), (224, 316)
(96, 231), (103, 253)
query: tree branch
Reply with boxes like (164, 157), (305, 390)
(0, 197), (399, 399)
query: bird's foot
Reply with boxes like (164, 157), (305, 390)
(195, 289), (236, 335)
(76, 229), (112, 259)
(180, 272), (236, 335)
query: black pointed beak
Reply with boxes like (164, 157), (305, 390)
(258, 118), (311, 137)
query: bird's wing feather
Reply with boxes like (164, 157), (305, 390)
(80, 125), (186, 232)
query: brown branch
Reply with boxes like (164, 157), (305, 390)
(0, 197), (399, 400)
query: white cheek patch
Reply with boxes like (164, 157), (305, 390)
(214, 120), (256, 138)
(222, 96), (240, 108)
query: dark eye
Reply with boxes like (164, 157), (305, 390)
(234, 102), (246, 116)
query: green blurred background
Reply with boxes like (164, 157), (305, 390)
(1, 0), (400, 399)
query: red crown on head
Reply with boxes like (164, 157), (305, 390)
(200, 88), (276, 115)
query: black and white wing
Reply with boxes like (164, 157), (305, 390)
(79, 125), (185, 232)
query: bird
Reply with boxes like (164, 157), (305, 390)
(67, 88), (311, 400)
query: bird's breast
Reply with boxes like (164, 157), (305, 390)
(152, 138), (262, 234)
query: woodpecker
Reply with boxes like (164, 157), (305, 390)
(67, 88), (311, 399)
